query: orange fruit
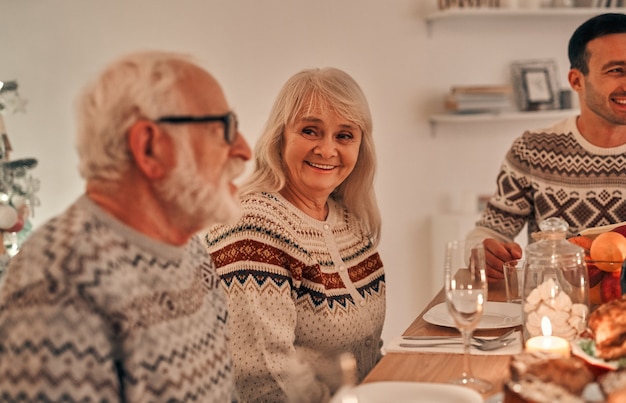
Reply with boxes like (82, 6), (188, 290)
(612, 225), (626, 239)
(590, 232), (626, 272)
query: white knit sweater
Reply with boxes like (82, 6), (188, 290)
(467, 116), (626, 247)
(206, 192), (386, 403)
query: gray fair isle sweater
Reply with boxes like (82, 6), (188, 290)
(467, 116), (626, 247)
(0, 195), (236, 402)
(206, 192), (386, 403)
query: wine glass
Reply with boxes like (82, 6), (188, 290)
(443, 240), (492, 393)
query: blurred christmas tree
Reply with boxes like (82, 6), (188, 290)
(0, 80), (39, 272)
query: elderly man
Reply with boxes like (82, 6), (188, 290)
(0, 51), (251, 401)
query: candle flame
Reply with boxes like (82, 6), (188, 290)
(541, 316), (552, 337)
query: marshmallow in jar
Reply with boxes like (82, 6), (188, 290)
(521, 217), (590, 342)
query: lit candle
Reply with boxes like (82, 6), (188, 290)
(525, 316), (571, 357)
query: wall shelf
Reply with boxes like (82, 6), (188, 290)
(424, 7), (625, 33)
(425, 7), (593, 133)
(425, 7), (625, 23)
(429, 109), (578, 135)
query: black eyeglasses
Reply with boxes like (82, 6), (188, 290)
(155, 111), (238, 144)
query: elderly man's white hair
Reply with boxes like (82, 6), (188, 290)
(75, 50), (198, 181)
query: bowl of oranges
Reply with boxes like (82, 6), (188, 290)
(568, 228), (626, 306)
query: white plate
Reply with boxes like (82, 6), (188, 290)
(571, 337), (623, 373)
(331, 381), (483, 403)
(423, 302), (522, 329)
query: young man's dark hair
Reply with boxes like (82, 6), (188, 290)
(568, 13), (626, 74)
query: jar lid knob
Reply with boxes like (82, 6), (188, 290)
(532, 217), (569, 241)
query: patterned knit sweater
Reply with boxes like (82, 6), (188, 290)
(0, 196), (236, 402)
(467, 116), (626, 245)
(205, 192), (385, 403)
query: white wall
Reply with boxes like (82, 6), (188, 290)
(0, 0), (595, 344)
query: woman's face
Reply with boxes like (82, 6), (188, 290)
(282, 100), (362, 202)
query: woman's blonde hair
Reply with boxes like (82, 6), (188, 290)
(241, 67), (381, 243)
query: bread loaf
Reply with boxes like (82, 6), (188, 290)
(589, 295), (626, 360)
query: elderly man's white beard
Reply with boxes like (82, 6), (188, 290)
(156, 144), (245, 234)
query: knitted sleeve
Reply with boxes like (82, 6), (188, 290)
(206, 197), (330, 403)
(472, 133), (535, 242)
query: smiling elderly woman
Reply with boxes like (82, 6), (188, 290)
(205, 67), (386, 403)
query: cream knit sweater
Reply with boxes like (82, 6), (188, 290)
(206, 192), (386, 403)
(467, 116), (626, 247)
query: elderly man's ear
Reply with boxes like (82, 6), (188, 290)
(127, 121), (172, 180)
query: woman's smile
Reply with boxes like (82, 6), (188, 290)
(306, 161), (337, 170)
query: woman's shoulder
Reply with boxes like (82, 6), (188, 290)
(331, 199), (374, 239)
(239, 191), (293, 219)
(240, 191), (280, 207)
(205, 192), (297, 247)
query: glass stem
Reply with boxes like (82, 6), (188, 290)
(461, 328), (472, 380)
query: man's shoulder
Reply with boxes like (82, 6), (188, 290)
(513, 116), (578, 149)
(524, 116), (577, 137)
(18, 201), (90, 253)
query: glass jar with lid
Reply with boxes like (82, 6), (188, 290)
(521, 217), (589, 342)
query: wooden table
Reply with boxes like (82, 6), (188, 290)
(363, 281), (521, 399)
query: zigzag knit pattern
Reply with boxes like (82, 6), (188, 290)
(0, 196), (236, 402)
(206, 192), (385, 402)
(478, 116), (626, 240)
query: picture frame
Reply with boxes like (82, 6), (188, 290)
(511, 59), (561, 111)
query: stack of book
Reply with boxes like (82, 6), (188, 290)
(593, 0), (624, 7)
(444, 85), (515, 114)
